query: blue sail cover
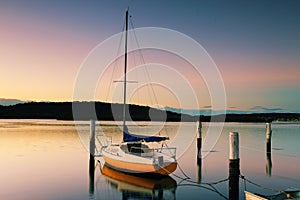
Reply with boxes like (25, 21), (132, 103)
(123, 130), (168, 142)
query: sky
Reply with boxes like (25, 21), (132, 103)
(0, 0), (299, 112)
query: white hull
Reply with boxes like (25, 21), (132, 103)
(99, 143), (177, 175)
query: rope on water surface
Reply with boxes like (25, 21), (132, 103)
(157, 160), (228, 186)
(157, 161), (229, 200)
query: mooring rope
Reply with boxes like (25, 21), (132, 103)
(176, 160), (192, 180)
(158, 161), (229, 186)
(239, 174), (295, 199)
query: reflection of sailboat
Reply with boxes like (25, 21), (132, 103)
(102, 164), (177, 200)
(96, 8), (177, 175)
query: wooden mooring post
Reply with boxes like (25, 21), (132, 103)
(265, 122), (272, 176)
(266, 123), (272, 153)
(197, 120), (202, 183)
(89, 120), (96, 196)
(229, 132), (240, 200)
(90, 120), (96, 157)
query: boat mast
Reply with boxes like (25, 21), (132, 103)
(122, 7), (129, 133)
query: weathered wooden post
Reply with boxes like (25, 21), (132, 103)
(197, 120), (202, 183)
(89, 120), (96, 196)
(265, 123), (272, 176)
(266, 123), (272, 153)
(229, 132), (240, 200)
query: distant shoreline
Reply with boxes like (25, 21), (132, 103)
(0, 102), (299, 122)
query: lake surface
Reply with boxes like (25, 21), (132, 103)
(0, 120), (299, 200)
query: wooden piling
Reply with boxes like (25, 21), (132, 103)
(197, 120), (202, 183)
(90, 120), (96, 156)
(229, 132), (240, 200)
(197, 119), (202, 183)
(266, 123), (272, 153)
(229, 132), (239, 160)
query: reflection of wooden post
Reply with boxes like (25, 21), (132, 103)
(158, 189), (163, 199)
(266, 123), (272, 153)
(197, 155), (202, 184)
(90, 120), (96, 156)
(89, 155), (95, 196)
(197, 120), (202, 157)
(266, 152), (272, 176)
(229, 132), (240, 200)
(89, 120), (95, 196)
(197, 120), (202, 183)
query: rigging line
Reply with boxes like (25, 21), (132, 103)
(130, 15), (169, 138)
(129, 31), (140, 107)
(105, 19), (126, 102)
(160, 124), (168, 140)
(144, 68), (155, 106)
(128, 35), (142, 133)
(129, 16), (160, 107)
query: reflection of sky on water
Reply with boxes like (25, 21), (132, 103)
(0, 120), (299, 199)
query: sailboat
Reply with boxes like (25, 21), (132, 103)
(97, 8), (177, 175)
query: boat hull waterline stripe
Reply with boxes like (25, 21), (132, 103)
(103, 155), (177, 175)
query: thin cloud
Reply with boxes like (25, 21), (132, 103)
(249, 106), (288, 113)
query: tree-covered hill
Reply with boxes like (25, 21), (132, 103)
(0, 102), (299, 122)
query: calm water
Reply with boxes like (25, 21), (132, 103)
(0, 120), (299, 200)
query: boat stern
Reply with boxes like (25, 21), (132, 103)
(155, 162), (177, 175)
